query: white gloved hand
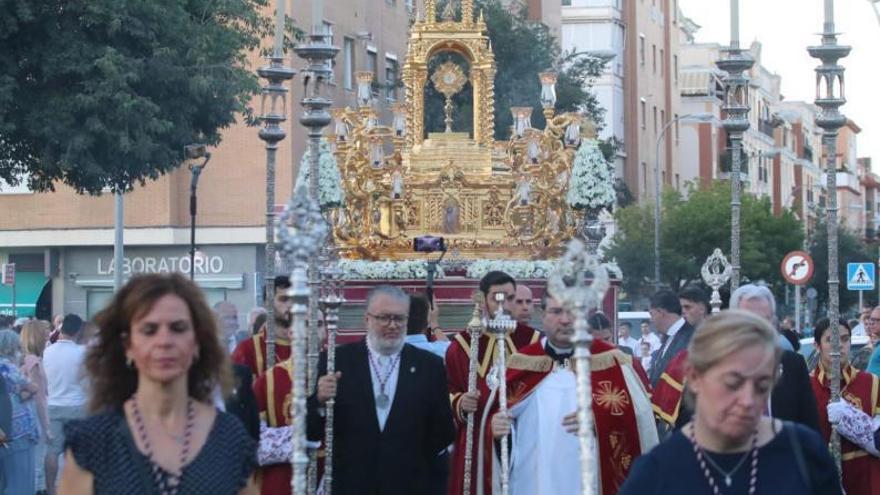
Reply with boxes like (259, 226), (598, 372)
(827, 400), (880, 457)
(827, 400), (850, 425)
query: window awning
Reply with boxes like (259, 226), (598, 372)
(0, 271), (48, 317)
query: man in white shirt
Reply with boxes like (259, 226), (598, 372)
(617, 322), (641, 355)
(43, 314), (88, 495)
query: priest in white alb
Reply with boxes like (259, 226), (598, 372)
(491, 294), (659, 494)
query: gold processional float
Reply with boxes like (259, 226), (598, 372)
(324, 0), (599, 262)
(282, 3), (612, 495)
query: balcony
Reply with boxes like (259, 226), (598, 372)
(758, 119), (775, 138)
(803, 144), (814, 163)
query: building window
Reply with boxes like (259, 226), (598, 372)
(640, 100), (646, 129)
(652, 44), (657, 74)
(367, 48), (378, 93)
(653, 106), (657, 134)
(385, 57), (398, 100)
(642, 162), (648, 193)
(640, 35), (645, 66)
(343, 38), (354, 90)
(660, 48), (664, 76)
(661, 109), (666, 131)
(674, 55), (678, 84)
(674, 113), (680, 143)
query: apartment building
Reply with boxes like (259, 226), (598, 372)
(0, 1), (412, 318)
(561, 0), (683, 201)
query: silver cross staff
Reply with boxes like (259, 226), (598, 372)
(277, 186), (327, 495)
(547, 238), (610, 495)
(487, 292), (517, 495)
(318, 262), (344, 495)
(701, 248), (732, 313)
(462, 291), (485, 495)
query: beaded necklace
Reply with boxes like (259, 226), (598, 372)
(131, 397), (195, 495)
(687, 424), (759, 495)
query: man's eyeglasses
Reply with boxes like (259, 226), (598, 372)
(368, 313), (408, 326)
(868, 318), (880, 324)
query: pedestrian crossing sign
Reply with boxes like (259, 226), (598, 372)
(847, 263), (875, 291)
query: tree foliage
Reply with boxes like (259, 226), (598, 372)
(425, 0), (606, 140)
(808, 222), (878, 313)
(0, 0), (279, 194)
(606, 181), (804, 298)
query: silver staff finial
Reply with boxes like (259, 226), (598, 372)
(701, 248), (732, 313)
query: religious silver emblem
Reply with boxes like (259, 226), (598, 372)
(376, 393), (390, 409)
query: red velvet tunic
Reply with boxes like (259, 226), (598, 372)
(231, 326), (291, 379)
(445, 322), (540, 495)
(811, 363), (880, 495)
(253, 361), (293, 495)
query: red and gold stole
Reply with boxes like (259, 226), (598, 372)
(506, 340), (642, 495)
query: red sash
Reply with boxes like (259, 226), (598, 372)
(811, 364), (880, 495)
(507, 340), (643, 495)
(650, 350), (688, 426)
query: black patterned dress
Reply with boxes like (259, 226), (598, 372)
(64, 408), (256, 494)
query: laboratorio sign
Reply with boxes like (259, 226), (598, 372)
(97, 255), (225, 276)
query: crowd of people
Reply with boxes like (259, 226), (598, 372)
(1, 269), (879, 494)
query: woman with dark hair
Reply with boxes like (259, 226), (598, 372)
(58, 273), (257, 494)
(620, 310), (841, 494)
(810, 318), (880, 495)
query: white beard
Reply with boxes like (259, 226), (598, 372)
(367, 333), (405, 356)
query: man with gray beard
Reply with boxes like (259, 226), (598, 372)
(308, 285), (454, 495)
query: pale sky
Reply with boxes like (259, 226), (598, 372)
(679, 0), (880, 166)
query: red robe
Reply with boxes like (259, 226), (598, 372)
(506, 339), (648, 495)
(253, 360), (293, 495)
(650, 350), (688, 426)
(231, 326), (291, 379)
(811, 363), (880, 495)
(446, 322), (540, 495)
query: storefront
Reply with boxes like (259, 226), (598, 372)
(62, 245), (261, 319)
(0, 251), (51, 318)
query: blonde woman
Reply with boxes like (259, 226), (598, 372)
(620, 310), (841, 494)
(20, 320), (51, 492)
(21, 320), (51, 438)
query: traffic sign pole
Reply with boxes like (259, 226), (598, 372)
(860, 290), (864, 316)
(795, 285), (801, 336)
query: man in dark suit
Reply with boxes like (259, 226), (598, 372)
(308, 285), (455, 495)
(730, 284), (820, 431)
(225, 363), (260, 441)
(671, 284), (821, 433)
(647, 290), (695, 388)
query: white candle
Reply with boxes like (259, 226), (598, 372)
(313, 0), (323, 36)
(825, 0), (834, 27)
(730, 0), (739, 48)
(273, 0), (284, 56)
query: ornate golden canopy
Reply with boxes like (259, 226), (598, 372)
(326, 0), (593, 261)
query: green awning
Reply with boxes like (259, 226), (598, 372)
(0, 271), (47, 317)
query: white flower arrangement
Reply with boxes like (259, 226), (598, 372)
(336, 258), (622, 281)
(565, 139), (616, 211)
(465, 259), (557, 280)
(295, 141), (345, 209)
(466, 258), (622, 280)
(337, 260), (445, 280)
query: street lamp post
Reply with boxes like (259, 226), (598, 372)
(716, 0), (753, 292)
(185, 144), (211, 282)
(257, 0), (296, 369)
(809, 0), (850, 470)
(653, 113), (714, 289)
